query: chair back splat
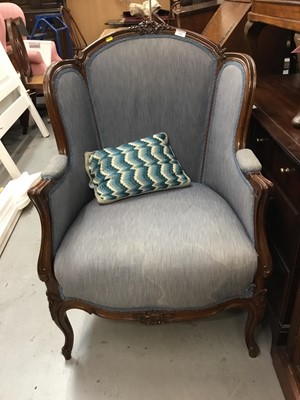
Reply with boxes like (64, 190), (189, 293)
(29, 22), (272, 360)
(6, 18), (43, 91)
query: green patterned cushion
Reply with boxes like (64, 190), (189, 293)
(85, 132), (191, 204)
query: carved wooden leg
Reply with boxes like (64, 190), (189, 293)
(59, 311), (74, 360)
(245, 307), (260, 358)
(244, 290), (267, 358)
(47, 291), (74, 360)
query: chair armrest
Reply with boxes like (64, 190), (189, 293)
(29, 153), (88, 282)
(236, 149), (262, 174)
(41, 154), (68, 180)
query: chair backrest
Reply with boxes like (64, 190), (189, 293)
(0, 1), (26, 51)
(46, 28), (255, 180)
(84, 35), (219, 182)
(6, 17), (31, 85)
(60, 5), (87, 56)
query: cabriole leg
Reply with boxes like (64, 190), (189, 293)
(47, 291), (74, 360)
(244, 290), (267, 358)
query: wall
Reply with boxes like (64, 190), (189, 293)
(67, 0), (170, 44)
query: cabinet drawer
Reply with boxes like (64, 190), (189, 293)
(267, 188), (300, 273)
(270, 144), (300, 210)
(249, 124), (273, 171)
(252, 128), (300, 210)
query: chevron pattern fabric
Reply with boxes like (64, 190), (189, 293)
(85, 132), (191, 204)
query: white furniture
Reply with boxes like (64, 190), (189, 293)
(24, 39), (52, 66)
(0, 42), (50, 254)
(0, 42), (49, 179)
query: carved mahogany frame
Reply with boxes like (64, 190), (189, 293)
(28, 24), (272, 360)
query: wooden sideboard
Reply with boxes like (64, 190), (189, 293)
(247, 3), (300, 398)
(249, 73), (300, 400)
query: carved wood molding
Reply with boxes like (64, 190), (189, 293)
(248, 172), (273, 284)
(133, 311), (176, 325)
(129, 20), (171, 34)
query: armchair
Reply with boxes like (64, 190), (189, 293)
(29, 22), (272, 360)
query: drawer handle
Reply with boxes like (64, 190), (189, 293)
(280, 167), (295, 174)
(256, 137), (268, 142)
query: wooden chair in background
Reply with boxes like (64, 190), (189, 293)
(6, 18), (44, 93)
(6, 17), (46, 134)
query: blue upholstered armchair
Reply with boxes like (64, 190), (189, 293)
(29, 22), (272, 360)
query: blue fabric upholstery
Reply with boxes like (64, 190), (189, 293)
(54, 183), (257, 310)
(41, 155), (68, 180)
(49, 69), (99, 253)
(236, 149), (262, 174)
(201, 63), (255, 242)
(86, 35), (217, 182)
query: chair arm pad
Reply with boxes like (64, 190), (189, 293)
(236, 149), (262, 174)
(41, 155), (68, 180)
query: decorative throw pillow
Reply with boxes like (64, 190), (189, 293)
(85, 132), (191, 204)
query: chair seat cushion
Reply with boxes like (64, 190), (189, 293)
(54, 183), (257, 311)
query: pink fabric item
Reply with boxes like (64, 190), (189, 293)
(0, 3), (25, 24)
(27, 48), (45, 64)
(50, 40), (61, 62)
(0, 13), (6, 49)
(30, 57), (47, 75)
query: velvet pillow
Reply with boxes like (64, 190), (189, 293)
(85, 132), (191, 204)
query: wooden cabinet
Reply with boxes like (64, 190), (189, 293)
(248, 0), (300, 32)
(286, 282), (300, 395)
(272, 279), (300, 399)
(248, 74), (300, 399)
(173, 0), (221, 33)
(246, 3), (300, 397)
(249, 75), (300, 343)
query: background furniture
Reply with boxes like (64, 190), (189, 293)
(202, 0), (252, 52)
(0, 41), (48, 256)
(172, 0), (221, 33)
(247, 1), (300, 398)
(0, 2), (61, 74)
(6, 17), (54, 134)
(0, 41), (49, 178)
(29, 12), (73, 58)
(249, 74), (300, 400)
(60, 4), (86, 56)
(0, 1), (72, 58)
(0, 39), (49, 254)
(65, 0), (170, 44)
(285, 281), (300, 398)
(0, 0), (62, 33)
(6, 18), (44, 92)
(29, 23), (272, 361)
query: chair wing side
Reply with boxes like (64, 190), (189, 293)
(202, 54), (258, 242)
(42, 62), (100, 255)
